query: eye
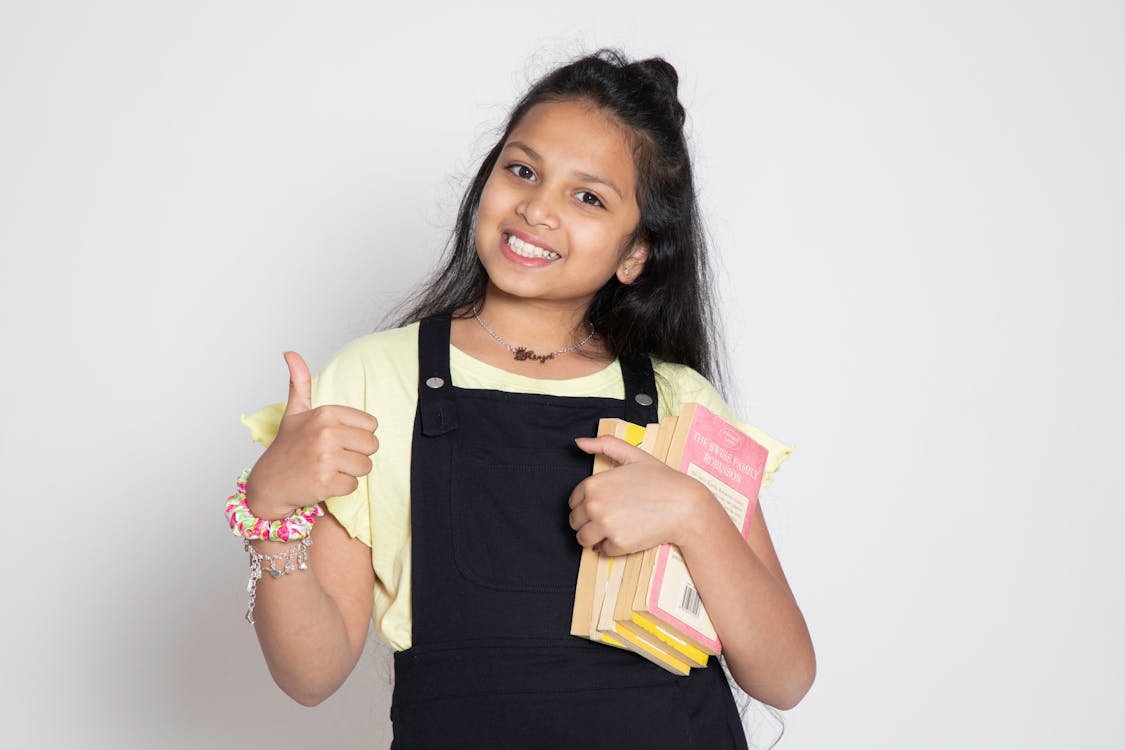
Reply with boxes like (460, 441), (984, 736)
(505, 163), (536, 181)
(576, 190), (604, 208)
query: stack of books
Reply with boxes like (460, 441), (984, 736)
(570, 402), (768, 675)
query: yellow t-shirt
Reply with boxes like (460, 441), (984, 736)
(242, 322), (792, 650)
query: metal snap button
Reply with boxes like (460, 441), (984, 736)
(634, 393), (653, 406)
(425, 377), (445, 389)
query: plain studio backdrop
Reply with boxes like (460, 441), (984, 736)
(2, 1), (1122, 748)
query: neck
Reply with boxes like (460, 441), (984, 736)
(448, 286), (612, 377)
(473, 286), (595, 353)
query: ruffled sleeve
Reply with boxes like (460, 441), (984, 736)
(241, 402), (284, 448)
(729, 421), (792, 490)
(652, 361), (793, 489)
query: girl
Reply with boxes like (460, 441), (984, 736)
(234, 49), (814, 748)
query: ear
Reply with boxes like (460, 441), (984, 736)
(616, 239), (650, 285)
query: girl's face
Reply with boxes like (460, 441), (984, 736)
(475, 99), (648, 310)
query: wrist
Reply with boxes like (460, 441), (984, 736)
(244, 468), (299, 521)
(226, 469), (323, 543)
(670, 478), (721, 550)
(225, 468), (320, 625)
(248, 537), (302, 554)
(244, 489), (298, 523)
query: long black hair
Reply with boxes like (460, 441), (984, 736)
(391, 49), (724, 387)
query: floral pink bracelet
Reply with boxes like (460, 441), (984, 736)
(225, 469), (323, 542)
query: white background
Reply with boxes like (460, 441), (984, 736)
(2, 1), (1122, 748)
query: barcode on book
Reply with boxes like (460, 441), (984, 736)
(679, 584), (702, 616)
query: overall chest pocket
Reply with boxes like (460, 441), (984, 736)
(450, 445), (591, 592)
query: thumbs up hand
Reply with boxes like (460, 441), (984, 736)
(245, 352), (380, 521)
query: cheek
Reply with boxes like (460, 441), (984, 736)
(477, 173), (512, 219)
(474, 182), (503, 245)
(579, 225), (634, 268)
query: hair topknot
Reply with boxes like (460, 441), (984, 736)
(628, 57), (685, 129)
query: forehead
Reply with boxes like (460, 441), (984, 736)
(505, 100), (638, 193)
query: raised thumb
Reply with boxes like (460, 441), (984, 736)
(282, 351), (312, 416)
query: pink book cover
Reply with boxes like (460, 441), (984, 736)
(648, 403), (769, 653)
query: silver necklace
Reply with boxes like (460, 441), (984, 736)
(472, 305), (596, 364)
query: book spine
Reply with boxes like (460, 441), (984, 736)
(588, 422), (646, 645)
(570, 418), (622, 637)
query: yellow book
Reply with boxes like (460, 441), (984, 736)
(612, 624), (693, 676)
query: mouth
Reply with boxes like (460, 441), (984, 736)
(504, 233), (561, 261)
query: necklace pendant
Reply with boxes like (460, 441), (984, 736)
(512, 347), (555, 363)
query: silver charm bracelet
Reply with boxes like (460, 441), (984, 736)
(243, 537), (312, 625)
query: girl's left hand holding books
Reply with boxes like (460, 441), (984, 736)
(571, 433), (816, 708)
(568, 435), (714, 556)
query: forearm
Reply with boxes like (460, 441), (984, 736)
(240, 499), (375, 706)
(245, 540), (362, 705)
(678, 496), (816, 710)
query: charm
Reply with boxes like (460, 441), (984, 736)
(513, 347), (555, 363)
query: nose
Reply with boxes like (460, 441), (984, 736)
(516, 191), (559, 229)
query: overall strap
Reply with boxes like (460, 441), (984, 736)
(417, 315), (459, 436)
(618, 353), (659, 425)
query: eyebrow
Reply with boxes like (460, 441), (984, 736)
(504, 141), (625, 200)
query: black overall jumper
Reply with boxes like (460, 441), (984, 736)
(390, 316), (749, 749)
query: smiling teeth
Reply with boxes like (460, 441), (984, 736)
(507, 235), (560, 260)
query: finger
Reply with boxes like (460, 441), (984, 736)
(283, 351), (312, 416)
(575, 520), (606, 549)
(324, 472), (360, 500)
(330, 426), (380, 457)
(598, 539), (630, 557)
(320, 405), (379, 433)
(568, 503), (589, 531)
(334, 449), (374, 479)
(567, 480), (586, 510)
(573, 435), (651, 466)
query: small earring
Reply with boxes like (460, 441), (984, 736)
(623, 265), (632, 277)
